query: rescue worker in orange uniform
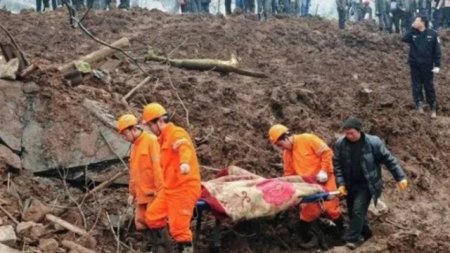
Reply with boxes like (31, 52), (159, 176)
(142, 103), (201, 253)
(268, 124), (343, 249)
(116, 114), (170, 252)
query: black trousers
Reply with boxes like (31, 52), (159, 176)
(391, 9), (404, 33)
(345, 184), (372, 243)
(225, 0), (232, 15)
(410, 64), (436, 109)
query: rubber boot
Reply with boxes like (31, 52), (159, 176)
(145, 230), (160, 253)
(310, 222), (329, 250)
(177, 242), (194, 253)
(332, 216), (346, 245)
(333, 216), (345, 237)
(146, 228), (173, 253)
(298, 220), (317, 249)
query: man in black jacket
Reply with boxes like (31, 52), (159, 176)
(402, 15), (441, 118)
(333, 117), (408, 249)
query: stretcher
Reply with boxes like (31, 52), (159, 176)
(193, 189), (340, 251)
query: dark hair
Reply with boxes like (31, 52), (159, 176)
(415, 15), (429, 28)
(343, 117), (363, 131)
(150, 113), (170, 124)
(277, 132), (291, 142)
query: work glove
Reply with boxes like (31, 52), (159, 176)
(338, 186), (348, 197)
(398, 179), (408, 190)
(316, 170), (328, 183)
(180, 163), (190, 175)
(127, 194), (134, 206)
(432, 67), (440, 74)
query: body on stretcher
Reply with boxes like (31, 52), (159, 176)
(193, 191), (340, 250)
(195, 190), (340, 213)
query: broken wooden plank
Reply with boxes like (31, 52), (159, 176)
(45, 214), (89, 237)
(121, 75), (152, 106)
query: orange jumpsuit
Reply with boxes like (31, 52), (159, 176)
(145, 123), (201, 242)
(283, 134), (341, 223)
(129, 131), (163, 230)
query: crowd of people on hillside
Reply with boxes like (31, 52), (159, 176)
(36, 0), (450, 32)
(338, 0), (450, 31)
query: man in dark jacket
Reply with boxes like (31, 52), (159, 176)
(333, 117), (408, 250)
(402, 15), (441, 118)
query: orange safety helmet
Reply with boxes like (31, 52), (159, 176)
(117, 114), (138, 133)
(268, 124), (289, 144)
(142, 103), (167, 123)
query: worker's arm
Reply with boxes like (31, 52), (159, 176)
(149, 137), (163, 191)
(128, 169), (136, 197)
(172, 130), (195, 168)
(310, 135), (333, 174)
(434, 34), (442, 67)
(332, 138), (346, 187)
(283, 153), (296, 176)
(402, 27), (418, 43)
(374, 137), (406, 182)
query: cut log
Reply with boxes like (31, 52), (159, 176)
(83, 169), (127, 200)
(146, 48), (268, 78)
(61, 240), (96, 253)
(58, 37), (129, 74)
(45, 214), (89, 237)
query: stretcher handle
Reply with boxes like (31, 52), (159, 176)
(301, 191), (340, 203)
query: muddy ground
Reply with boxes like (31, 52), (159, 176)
(1, 7), (450, 253)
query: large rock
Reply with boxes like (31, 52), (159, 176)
(0, 80), (25, 153)
(0, 225), (16, 247)
(21, 97), (129, 172)
(0, 243), (21, 253)
(0, 145), (21, 169)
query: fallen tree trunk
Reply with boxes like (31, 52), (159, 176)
(58, 37), (129, 74)
(45, 214), (89, 237)
(146, 48), (268, 78)
(61, 240), (96, 253)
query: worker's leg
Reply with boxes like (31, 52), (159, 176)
(166, 189), (200, 253)
(145, 191), (169, 230)
(167, 192), (199, 242)
(420, 64), (437, 111)
(410, 65), (425, 110)
(344, 184), (372, 243)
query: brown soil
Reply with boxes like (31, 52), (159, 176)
(1, 7), (450, 253)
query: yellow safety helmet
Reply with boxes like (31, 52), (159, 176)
(268, 124), (289, 144)
(117, 114), (138, 133)
(142, 103), (167, 123)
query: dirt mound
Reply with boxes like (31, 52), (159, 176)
(1, 7), (450, 252)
